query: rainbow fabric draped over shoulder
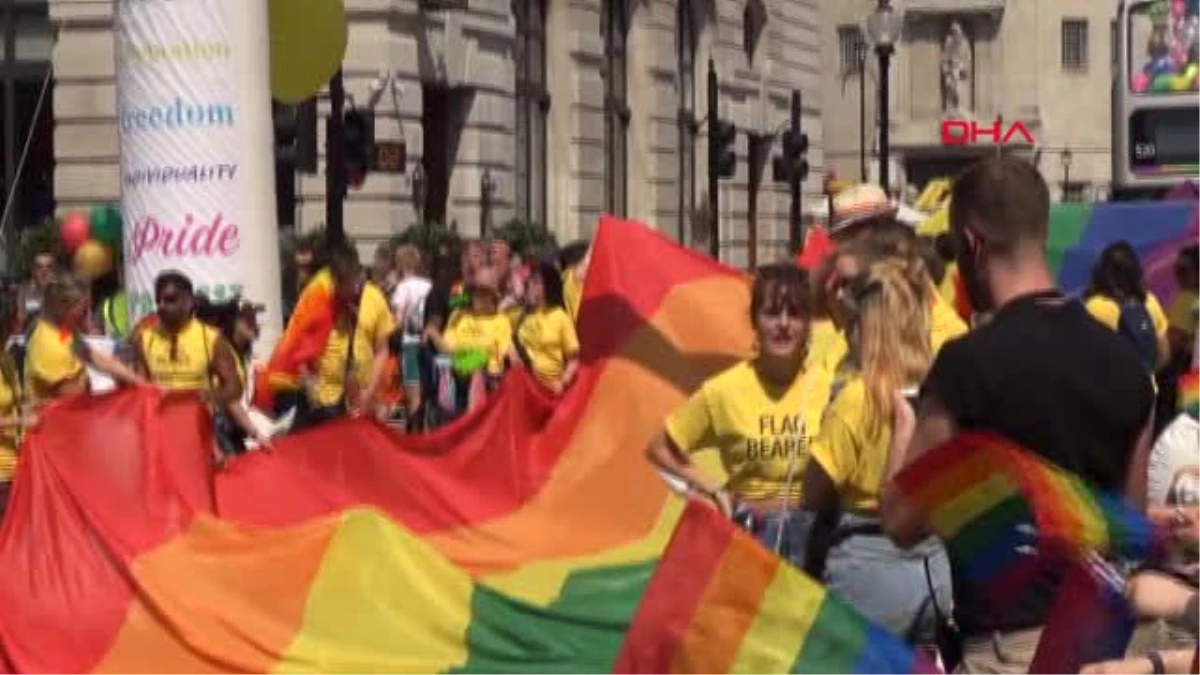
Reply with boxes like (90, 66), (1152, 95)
(0, 216), (766, 673)
(617, 502), (936, 674)
(892, 432), (1154, 593)
(263, 267), (336, 393)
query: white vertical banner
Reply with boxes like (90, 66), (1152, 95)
(115, 0), (282, 351)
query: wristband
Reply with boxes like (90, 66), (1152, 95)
(1147, 651), (1165, 675)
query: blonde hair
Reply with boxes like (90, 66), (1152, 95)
(843, 258), (932, 438)
(44, 272), (91, 323)
(394, 244), (423, 276)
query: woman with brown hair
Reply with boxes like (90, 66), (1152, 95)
(24, 272), (144, 404)
(645, 263), (832, 567)
(801, 257), (952, 647)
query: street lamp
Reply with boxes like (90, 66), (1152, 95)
(866, 0), (904, 192)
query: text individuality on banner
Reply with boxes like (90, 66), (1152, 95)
(115, 0), (282, 349)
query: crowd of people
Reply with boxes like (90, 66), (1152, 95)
(0, 156), (1193, 673)
(647, 159), (1199, 673)
(0, 224), (592, 515)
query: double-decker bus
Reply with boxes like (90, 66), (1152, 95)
(1113, 0), (1199, 200)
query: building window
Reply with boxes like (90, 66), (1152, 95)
(1061, 18), (1088, 70)
(838, 25), (866, 75)
(677, 0), (696, 243)
(602, 0), (628, 217)
(514, 0), (548, 226)
(1110, 19), (1117, 68)
(1, 1), (55, 241)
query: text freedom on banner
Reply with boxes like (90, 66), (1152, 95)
(116, 0), (283, 349)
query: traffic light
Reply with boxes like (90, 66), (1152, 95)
(711, 119), (737, 179)
(772, 129), (809, 183)
(272, 99), (317, 173)
(342, 109), (375, 190)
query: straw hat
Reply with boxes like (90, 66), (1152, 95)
(828, 183), (898, 234)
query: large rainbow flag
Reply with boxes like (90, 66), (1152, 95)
(0, 217), (929, 673)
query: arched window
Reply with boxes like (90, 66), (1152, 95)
(601, 0), (629, 217)
(514, 0), (548, 226)
(677, 0), (697, 242)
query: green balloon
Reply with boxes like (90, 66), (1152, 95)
(90, 205), (122, 245)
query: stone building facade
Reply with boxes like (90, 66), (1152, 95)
(47, 0), (824, 268)
(823, 0), (1115, 203)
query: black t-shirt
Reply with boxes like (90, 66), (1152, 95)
(921, 290), (1154, 635)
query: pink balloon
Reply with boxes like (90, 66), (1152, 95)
(1132, 71), (1151, 92)
(59, 211), (91, 253)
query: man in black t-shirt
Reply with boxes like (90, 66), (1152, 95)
(880, 157), (1155, 673)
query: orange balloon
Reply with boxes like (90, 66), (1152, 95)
(74, 240), (113, 279)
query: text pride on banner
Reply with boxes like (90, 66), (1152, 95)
(115, 0), (283, 345)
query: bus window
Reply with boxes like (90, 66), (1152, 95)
(1127, 0), (1199, 94)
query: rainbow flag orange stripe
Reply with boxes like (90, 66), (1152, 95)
(893, 432), (1153, 590)
(616, 502), (937, 674)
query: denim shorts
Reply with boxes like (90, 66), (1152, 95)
(823, 513), (953, 643)
(751, 508), (815, 571)
(400, 336), (421, 386)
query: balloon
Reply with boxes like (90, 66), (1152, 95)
(73, 240), (113, 279)
(269, 0), (347, 103)
(59, 211), (91, 253)
(1171, 73), (1193, 89)
(89, 205), (122, 245)
(1150, 55), (1174, 76)
(1154, 73), (1176, 90)
(1173, 0), (1186, 17)
(1133, 71), (1151, 92)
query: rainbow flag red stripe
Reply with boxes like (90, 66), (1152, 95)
(616, 502), (937, 674)
(893, 432), (1153, 591)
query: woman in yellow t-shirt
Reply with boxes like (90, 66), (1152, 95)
(0, 291), (33, 518)
(25, 273), (145, 405)
(801, 258), (951, 642)
(558, 240), (591, 323)
(815, 235), (967, 377)
(646, 263), (832, 567)
(426, 266), (513, 412)
(1083, 241), (1171, 371)
(513, 262), (580, 395)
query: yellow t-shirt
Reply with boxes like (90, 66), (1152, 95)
(809, 377), (890, 513)
(664, 361), (832, 502)
(444, 312), (514, 376)
(806, 319), (842, 372)
(517, 307), (580, 385)
(1167, 289), (1199, 338)
(311, 284), (397, 407)
(815, 289), (967, 373)
(1085, 294), (1169, 337)
(937, 262), (959, 309)
(25, 319), (87, 404)
(0, 356), (21, 481)
(564, 268), (583, 322)
(139, 319), (221, 391)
